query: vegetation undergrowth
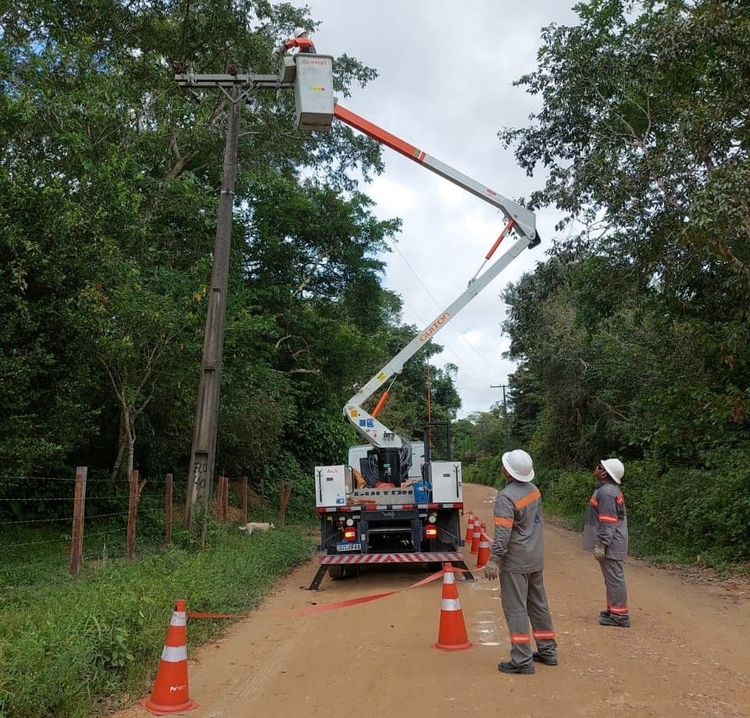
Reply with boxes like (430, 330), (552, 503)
(532, 457), (750, 576)
(463, 450), (750, 578)
(0, 526), (315, 718)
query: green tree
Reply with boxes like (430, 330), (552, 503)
(499, 0), (750, 470)
(0, 0), (394, 492)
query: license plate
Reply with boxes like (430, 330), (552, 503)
(336, 542), (361, 552)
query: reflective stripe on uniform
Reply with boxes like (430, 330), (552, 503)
(610, 605), (629, 615)
(515, 489), (541, 510)
(599, 515), (618, 523)
(533, 630), (555, 640)
(494, 516), (514, 528)
(510, 633), (530, 644)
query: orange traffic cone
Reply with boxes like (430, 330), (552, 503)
(470, 521), (481, 554)
(476, 531), (491, 569)
(464, 512), (475, 543)
(140, 600), (198, 716)
(433, 563), (473, 651)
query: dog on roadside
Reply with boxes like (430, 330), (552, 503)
(238, 521), (275, 535)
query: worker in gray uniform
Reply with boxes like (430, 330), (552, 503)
(484, 449), (557, 674)
(583, 458), (630, 627)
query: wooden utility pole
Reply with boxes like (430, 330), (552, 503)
(184, 81), (241, 532)
(175, 69), (294, 531)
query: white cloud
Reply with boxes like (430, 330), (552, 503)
(367, 176), (418, 214)
(289, 0), (579, 417)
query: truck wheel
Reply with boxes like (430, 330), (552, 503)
(343, 564), (361, 579)
(328, 565), (344, 580)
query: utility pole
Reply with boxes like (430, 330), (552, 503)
(490, 383), (512, 452)
(175, 68), (295, 531)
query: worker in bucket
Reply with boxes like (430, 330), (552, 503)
(272, 27), (317, 58)
(484, 449), (558, 674)
(583, 458), (630, 627)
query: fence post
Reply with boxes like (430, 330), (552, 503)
(69, 466), (88, 578)
(165, 473), (173, 546)
(279, 479), (293, 528)
(241, 475), (248, 525)
(127, 469), (145, 559)
(217, 475), (228, 522)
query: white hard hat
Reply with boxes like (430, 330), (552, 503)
(294, 27), (307, 37)
(502, 449), (535, 482)
(600, 458), (625, 484)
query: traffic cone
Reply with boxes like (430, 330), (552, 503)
(140, 599), (198, 716)
(470, 521), (481, 554)
(433, 563), (473, 651)
(476, 531), (491, 569)
(464, 512), (475, 543)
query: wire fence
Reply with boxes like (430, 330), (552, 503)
(0, 470), (264, 589)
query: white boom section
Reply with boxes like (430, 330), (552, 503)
(333, 104), (539, 242)
(344, 222), (531, 447)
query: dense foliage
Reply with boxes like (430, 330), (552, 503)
(1, 1), (749, 712)
(0, 0), (461, 517)
(493, 0), (750, 563)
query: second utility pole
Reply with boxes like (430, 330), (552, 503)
(491, 383), (512, 452)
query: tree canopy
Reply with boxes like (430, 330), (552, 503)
(488, 0), (750, 559)
(0, 0), (461, 505)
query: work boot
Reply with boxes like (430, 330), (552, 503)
(532, 651), (558, 666)
(498, 661), (535, 674)
(600, 609), (611, 619)
(599, 613), (630, 628)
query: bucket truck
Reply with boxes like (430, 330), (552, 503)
(308, 103), (540, 590)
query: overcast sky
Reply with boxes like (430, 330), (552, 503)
(290, 1), (580, 418)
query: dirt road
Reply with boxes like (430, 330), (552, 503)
(115, 484), (750, 718)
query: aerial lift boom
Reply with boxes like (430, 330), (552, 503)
(333, 104), (540, 243)
(344, 219), (530, 453)
(307, 82), (542, 589)
(334, 104), (540, 458)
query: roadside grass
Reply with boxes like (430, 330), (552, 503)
(0, 524), (315, 718)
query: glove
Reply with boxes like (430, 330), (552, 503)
(271, 44), (284, 58)
(483, 557), (500, 581)
(594, 542), (606, 561)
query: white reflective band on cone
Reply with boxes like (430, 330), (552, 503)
(171, 612), (187, 626)
(443, 572), (455, 584)
(441, 599), (461, 611)
(161, 645), (188, 662)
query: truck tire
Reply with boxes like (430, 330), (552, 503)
(328, 565), (344, 580)
(343, 564), (361, 579)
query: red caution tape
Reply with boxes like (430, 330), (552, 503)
(187, 566), (454, 620)
(283, 568), (448, 616)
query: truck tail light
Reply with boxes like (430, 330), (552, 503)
(344, 527), (357, 541)
(425, 525), (438, 540)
